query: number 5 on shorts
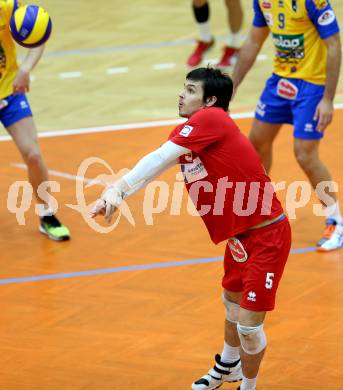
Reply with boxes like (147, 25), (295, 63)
(265, 273), (275, 289)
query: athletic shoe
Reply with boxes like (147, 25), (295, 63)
(217, 46), (238, 68)
(192, 354), (242, 390)
(317, 218), (337, 247)
(317, 223), (343, 252)
(187, 39), (215, 67)
(39, 215), (70, 241)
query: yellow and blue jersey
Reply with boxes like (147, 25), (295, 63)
(253, 0), (340, 84)
(0, 0), (20, 99)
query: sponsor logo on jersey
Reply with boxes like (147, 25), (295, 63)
(0, 99), (8, 110)
(264, 13), (273, 26)
(292, 0), (297, 12)
(313, 0), (328, 10)
(304, 123), (313, 132)
(278, 0), (284, 7)
(262, 1), (272, 9)
(179, 125), (193, 137)
(256, 100), (266, 117)
(181, 156), (208, 184)
(277, 79), (298, 100)
(247, 291), (257, 302)
(20, 100), (28, 109)
(273, 33), (304, 63)
(318, 10), (336, 26)
(227, 237), (248, 263)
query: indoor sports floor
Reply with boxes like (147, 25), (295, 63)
(0, 1), (342, 389)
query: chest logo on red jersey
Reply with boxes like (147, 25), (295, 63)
(277, 79), (298, 100)
(181, 156), (208, 184)
(179, 125), (193, 137)
(227, 237), (248, 263)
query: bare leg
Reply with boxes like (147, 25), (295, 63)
(249, 119), (282, 174)
(224, 0), (243, 33)
(7, 116), (49, 204)
(7, 116), (70, 241)
(193, 0), (207, 6)
(238, 307), (266, 379)
(294, 138), (337, 206)
(225, 291), (267, 388)
(223, 290), (241, 347)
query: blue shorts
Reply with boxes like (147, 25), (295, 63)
(0, 94), (33, 128)
(255, 74), (325, 140)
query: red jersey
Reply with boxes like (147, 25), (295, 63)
(169, 107), (283, 244)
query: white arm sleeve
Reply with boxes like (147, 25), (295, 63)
(124, 159), (176, 197)
(123, 141), (190, 191)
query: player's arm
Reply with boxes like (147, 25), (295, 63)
(231, 0), (269, 92)
(91, 141), (190, 222)
(231, 26), (269, 91)
(314, 33), (341, 131)
(13, 44), (45, 94)
(124, 158), (178, 197)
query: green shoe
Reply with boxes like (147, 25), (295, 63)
(39, 215), (70, 241)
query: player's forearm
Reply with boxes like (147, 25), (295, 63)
(20, 44), (45, 73)
(123, 160), (177, 197)
(323, 34), (341, 101)
(114, 141), (189, 197)
(231, 40), (262, 89)
(231, 26), (269, 90)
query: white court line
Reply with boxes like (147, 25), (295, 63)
(206, 58), (219, 65)
(257, 54), (268, 61)
(59, 72), (82, 79)
(1, 104), (343, 142)
(12, 163), (98, 184)
(106, 67), (129, 75)
(208, 54), (267, 64)
(152, 63), (176, 70)
(0, 118), (186, 141)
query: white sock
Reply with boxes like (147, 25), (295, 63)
(221, 341), (240, 363)
(324, 201), (343, 225)
(197, 22), (212, 42)
(226, 31), (243, 48)
(37, 204), (54, 217)
(240, 375), (257, 390)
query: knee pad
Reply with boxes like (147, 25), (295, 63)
(237, 322), (267, 355)
(222, 293), (240, 323)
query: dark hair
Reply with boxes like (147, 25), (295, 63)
(186, 67), (233, 112)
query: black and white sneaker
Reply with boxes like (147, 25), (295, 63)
(192, 354), (242, 390)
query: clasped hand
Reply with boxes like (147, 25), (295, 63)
(91, 185), (123, 222)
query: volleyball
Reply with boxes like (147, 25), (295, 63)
(9, 5), (52, 48)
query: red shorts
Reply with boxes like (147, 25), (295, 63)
(222, 216), (291, 311)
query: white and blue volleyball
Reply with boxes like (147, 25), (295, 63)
(10, 5), (52, 48)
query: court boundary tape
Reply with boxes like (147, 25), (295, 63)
(1, 103), (343, 142)
(0, 247), (317, 285)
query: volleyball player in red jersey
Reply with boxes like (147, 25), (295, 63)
(91, 67), (291, 390)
